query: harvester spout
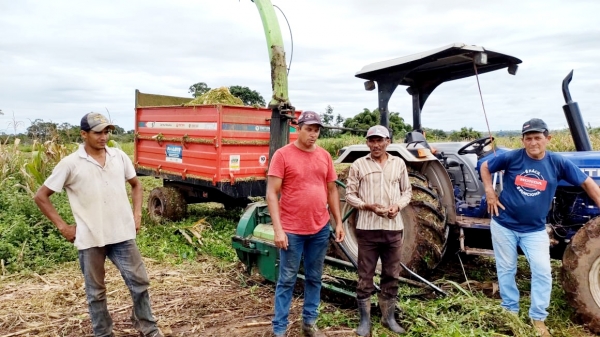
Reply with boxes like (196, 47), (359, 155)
(252, 0), (295, 162)
(561, 70), (592, 151)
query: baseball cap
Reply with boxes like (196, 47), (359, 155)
(366, 125), (390, 139)
(81, 112), (115, 132)
(522, 118), (548, 134)
(297, 111), (323, 127)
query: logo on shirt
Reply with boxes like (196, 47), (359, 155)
(515, 169), (547, 197)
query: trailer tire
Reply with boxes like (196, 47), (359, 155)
(561, 216), (600, 334)
(334, 166), (448, 276)
(148, 187), (187, 222)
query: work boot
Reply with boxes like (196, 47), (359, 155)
(378, 295), (406, 334)
(355, 298), (371, 336)
(140, 329), (164, 337)
(531, 319), (551, 337)
(301, 322), (326, 337)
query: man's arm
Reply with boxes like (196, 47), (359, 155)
(481, 161), (505, 216)
(581, 177), (600, 209)
(34, 185), (76, 242)
(128, 176), (143, 233)
(266, 176), (288, 250)
(327, 181), (345, 242)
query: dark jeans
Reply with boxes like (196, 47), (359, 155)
(356, 229), (403, 300)
(272, 225), (330, 335)
(78, 239), (160, 337)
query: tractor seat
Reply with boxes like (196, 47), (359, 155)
(404, 131), (443, 160)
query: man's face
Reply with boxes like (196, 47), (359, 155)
(81, 128), (110, 150)
(297, 124), (320, 147)
(366, 136), (389, 158)
(522, 132), (551, 158)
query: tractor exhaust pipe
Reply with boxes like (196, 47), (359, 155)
(562, 70), (592, 151)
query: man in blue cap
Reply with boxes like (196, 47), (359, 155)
(481, 118), (600, 337)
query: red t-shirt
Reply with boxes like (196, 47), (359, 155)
(268, 143), (337, 235)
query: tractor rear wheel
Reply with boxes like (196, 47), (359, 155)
(334, 166), (448, 276)
(561, 217), (600, 334)
(148, 186), (187, 222)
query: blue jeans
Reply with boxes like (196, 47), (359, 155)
(78, 239), (160, 337)
(490, 219), (552, 321)
(272, 225), (330, 335)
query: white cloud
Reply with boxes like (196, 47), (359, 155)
(1, 0), (600, 134)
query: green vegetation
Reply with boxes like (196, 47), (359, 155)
(342, 108), (412, 138)
(188, 81), (266, 106)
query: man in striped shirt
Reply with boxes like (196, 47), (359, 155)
(345, 125), (412, 336)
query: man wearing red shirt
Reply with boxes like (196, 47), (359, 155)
(267, 111), (345, 337)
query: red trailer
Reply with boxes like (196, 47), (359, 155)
(134, 90), (300, 219)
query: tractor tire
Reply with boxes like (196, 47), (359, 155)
(334, 166), (448, 277)
(148, 187), (187, 222)
(561, 216), (600, 334)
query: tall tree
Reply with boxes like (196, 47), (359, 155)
(189, 82), (211, 98)
(228, 86), (266, 106)
(27, 119), (58, 141)
(322, 105), (334, 125)
(319, 105), (338, 138)
(335, 114), (344, 127)
(342, 108), (411, 138)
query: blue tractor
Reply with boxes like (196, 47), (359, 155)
(335, 43), (600, 332)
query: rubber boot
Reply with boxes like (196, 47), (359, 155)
(355, 298), (371, 336)
(378, 295), (406, 334)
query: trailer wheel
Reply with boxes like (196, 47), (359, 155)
(148, 187), (187, 222)
(333, 166), (448, 276)
(562, 216), (600, 333)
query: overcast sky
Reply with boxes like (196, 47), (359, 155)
(1, 0), (599, 134)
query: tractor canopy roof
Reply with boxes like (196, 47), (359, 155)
(355, 42), (522, 85)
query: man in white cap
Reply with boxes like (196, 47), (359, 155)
(345, 125), (412, 336)
(34, 112), (163, 337)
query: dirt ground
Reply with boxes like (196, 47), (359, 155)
(0, 257), (357, 337)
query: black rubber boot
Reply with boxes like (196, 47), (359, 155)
(355, 298), (371, 336)
(378, 295), (406, 334)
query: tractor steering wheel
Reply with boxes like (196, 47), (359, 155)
(457, 136), (494, 156)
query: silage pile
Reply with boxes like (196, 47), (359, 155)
(185, 87), (244, 106)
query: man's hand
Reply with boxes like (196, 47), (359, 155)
(486, 188), (505, 216)
(274, 228), (289, 250)
(365, 203), (388, 217)
(387, 205), (400, 219)
(334, 222), (345, 242)
(59, 225), (76, 243)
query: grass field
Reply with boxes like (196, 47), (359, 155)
(0, 133), (599, 336)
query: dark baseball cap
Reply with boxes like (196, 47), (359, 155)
(522, 118), (548, 134)
(81, 112), (115, 132)
(297, 111), (323, 127)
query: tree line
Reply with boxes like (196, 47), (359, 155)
(0, 82), (486, 144)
